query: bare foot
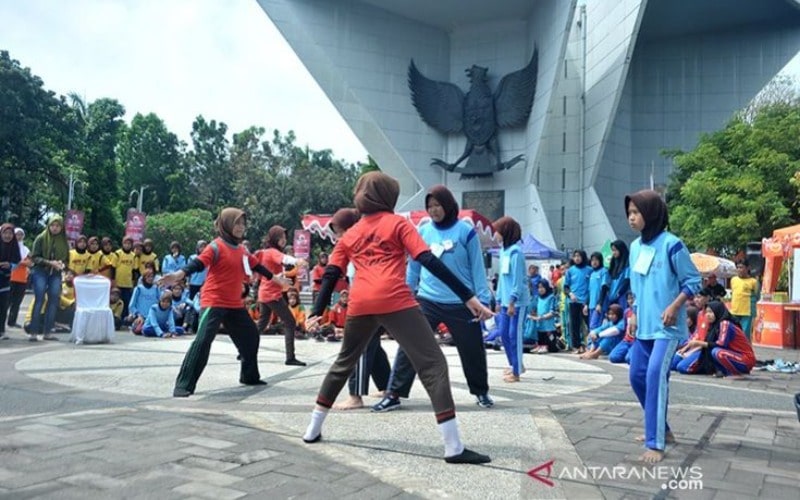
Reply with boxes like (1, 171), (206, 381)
(635, 432), (676, 444)
(503, 374), (520, 383)
(585, 350), (601, 360)
(503, 367), (513, 375)
(639, 449), (665, 463)
(332, 395), (364, 410)
(368, 391), (385, 398)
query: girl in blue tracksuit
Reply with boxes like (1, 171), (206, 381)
(626, 189), (701, 464)
(587, 251), (610, 330)
(493, 217), (530, 382)
(143, 291), (184, 338)
(529, 280), (558, 354)
(187, 240), (208, 300)
(608, 240), (630, 310)
(127, 270), (161, 334)
(563, 249), (592, 353)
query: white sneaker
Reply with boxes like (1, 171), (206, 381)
(0, 334), (9, 340)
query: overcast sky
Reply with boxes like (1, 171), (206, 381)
(0, 0), (369, 164)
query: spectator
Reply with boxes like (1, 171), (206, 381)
(187, 240), (208, 300)
(581, 303), (625, 360)
(608, 240), (630, 310)
(110, 287), (124, 330)
(729, 261), (758, 341)
(587, 251), (610, 330)
(564, 250), (592, 354)
(0, 223), (22, 339)
(29, 215), (69, 341)
(609, 293), (636, 364)
(162, 241), (186, 275)
(143, 291), (184, 338)
(127, 269), (160, 335)
(69, 235), (90, 275)
(115, 236), (137, 319)
(6, 227), (30, 331)
(529, 280), (559, 354)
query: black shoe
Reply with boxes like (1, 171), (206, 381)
(326, 335), (340, 342)
(302, 433), (322, 444)
(444, 448), (491, 464)
(315, 334), (326, 343)
(285, 358), (307, 366)
(476, 393), (494, 409)
(240, 379), (268, 386)
(173, 387), (192, 397)
(371, 396), (401, 412)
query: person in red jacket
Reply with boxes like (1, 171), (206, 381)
(255, 225), (309, 366)
(302, 172), (493, 465)
(160, 208), (288, 397)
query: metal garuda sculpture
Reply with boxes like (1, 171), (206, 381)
(409, 49), (538, 178)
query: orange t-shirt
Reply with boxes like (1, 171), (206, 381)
(257, 248), (286, 303)
(328, 212), (428, 316)
(198, 238), (260, 309)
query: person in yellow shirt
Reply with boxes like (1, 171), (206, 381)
(86, 236), (103, 273)
(110, 287), (124, 330)
(69, 235), (91, 275)
(98, 237), (117, 280)
(730, 260), (759, 341)
(137, 238), (159, 276)
(115, 236), (137, 319)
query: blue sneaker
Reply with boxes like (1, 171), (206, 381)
(371, 396), (401, 412)
(476, 393), (494, 409)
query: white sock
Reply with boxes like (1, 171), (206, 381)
(303, 408), (328, 441)
(438, 418), (465, 457)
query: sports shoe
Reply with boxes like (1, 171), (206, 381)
(444, 448), (491, 464)
(476, 393), (494, 409)
(371, 396), (401, 412)
(43, 334), (59, 341)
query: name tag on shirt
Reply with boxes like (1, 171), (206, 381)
(632, 246), (655, 275)
(242, 256), (253, 276)
(430, 243), (445, 258)
(442, 239), (454, 251)
(500, 256), (510, 275)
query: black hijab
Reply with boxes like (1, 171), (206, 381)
(0, 223), (21, 265)
(625, 190), (668, 244)
(572, 249), (589, 268)
(702, 301), (738, 373)
(425, 184), (459, 229)
(609, 240), (629, 279)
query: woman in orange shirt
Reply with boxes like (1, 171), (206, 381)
(303, 172), (493, 464)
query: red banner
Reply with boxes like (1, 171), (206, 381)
(65, 210), (84, 248)
(293, 229), (311, 286)
(125, 210), (147, 243)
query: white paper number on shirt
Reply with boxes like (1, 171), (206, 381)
(632, 245), (655, 275)
(242, 256), (253, 276)
(430, 243), (444, 258)
(500, 256), (511, 274)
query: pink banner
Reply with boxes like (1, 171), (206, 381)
(293, 229), (311, 285)
(125, 210), (147, 243)
(65, 210), (84, 247)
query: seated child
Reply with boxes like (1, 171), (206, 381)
(127, 269), (159, 334)
(671, 305), (703, 373)
(286, 288), (307, 339)
(529, 280), (559, 354)
(142, 291), (184, 338)
(683, 301), (755, 377)
(318, 289), (347, 342)
(580, 303), (624, 360)
(609, 292), (635, 364)
(170, 283), (191, 329)
(184, 291), (201, 334)
(110, 287), (124, 330)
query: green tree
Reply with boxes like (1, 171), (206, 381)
(0, 51), (80, 229)
(667, 102), (800, 253)
(189, 116), (232, 212)
(144, 209), (215, 257)
(117, 113), (186, 215)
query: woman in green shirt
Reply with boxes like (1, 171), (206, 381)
(29, 214), (69, 341)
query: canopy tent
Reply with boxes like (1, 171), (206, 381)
(689, 252), (737, 278)
(488, 234), (567, 260)
(301, 209), (496, 246)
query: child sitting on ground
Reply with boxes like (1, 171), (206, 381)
(170, 283), (191, 330)
(110, 287), (124, 330)
(286, 288), (307, 339)
(318, 289), (347, 342)
(580, 303), (624, 360)
(609, 292), (636, 364)
(143, 291), (184, 338)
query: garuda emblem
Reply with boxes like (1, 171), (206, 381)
(409, 49), (538, 178)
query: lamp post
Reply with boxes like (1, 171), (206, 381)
(67, 172), (83, 211)
(129, 186), (147, 212)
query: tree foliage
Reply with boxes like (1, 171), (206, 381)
(0, 51), (366, 244)
(667, 99), (800, 253)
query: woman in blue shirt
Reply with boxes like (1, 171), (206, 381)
(608, 240), (630, 311)
(587, 251), (610, 330)
(563, 249), (592, 354)
(529, 280), (558, 354)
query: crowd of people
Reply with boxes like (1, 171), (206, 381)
(0, 171), (767, 466)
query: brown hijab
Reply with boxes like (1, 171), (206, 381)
(493, 216), (521, 249)
(425, 184), (459, 227)
(625, 189), (668, 244)
(329, 208), (360, 234)
(266, 225), (286, 249)
(216, 208), (246, 245)
(353, 172), (399, 214)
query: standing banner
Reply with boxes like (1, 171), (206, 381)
(125, 210), (147, 243)
(65, 210), (84, 248)
(293, 229), (311, 287)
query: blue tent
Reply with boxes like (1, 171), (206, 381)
(489, 234), (567, 260)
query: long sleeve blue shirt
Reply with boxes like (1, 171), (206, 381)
(535, 294), (558, 332)
(564, 265), (592, 304)
(588, 267), (611, 309)
(496, 242), (530, 307)
(187, 254), (207, 286)
(162, 254), (187, 275)
(407, 221), (491, 305)
(629, 231), (701, 341)
(144, 303), (176, 337)
(129, 284), (160, 317)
